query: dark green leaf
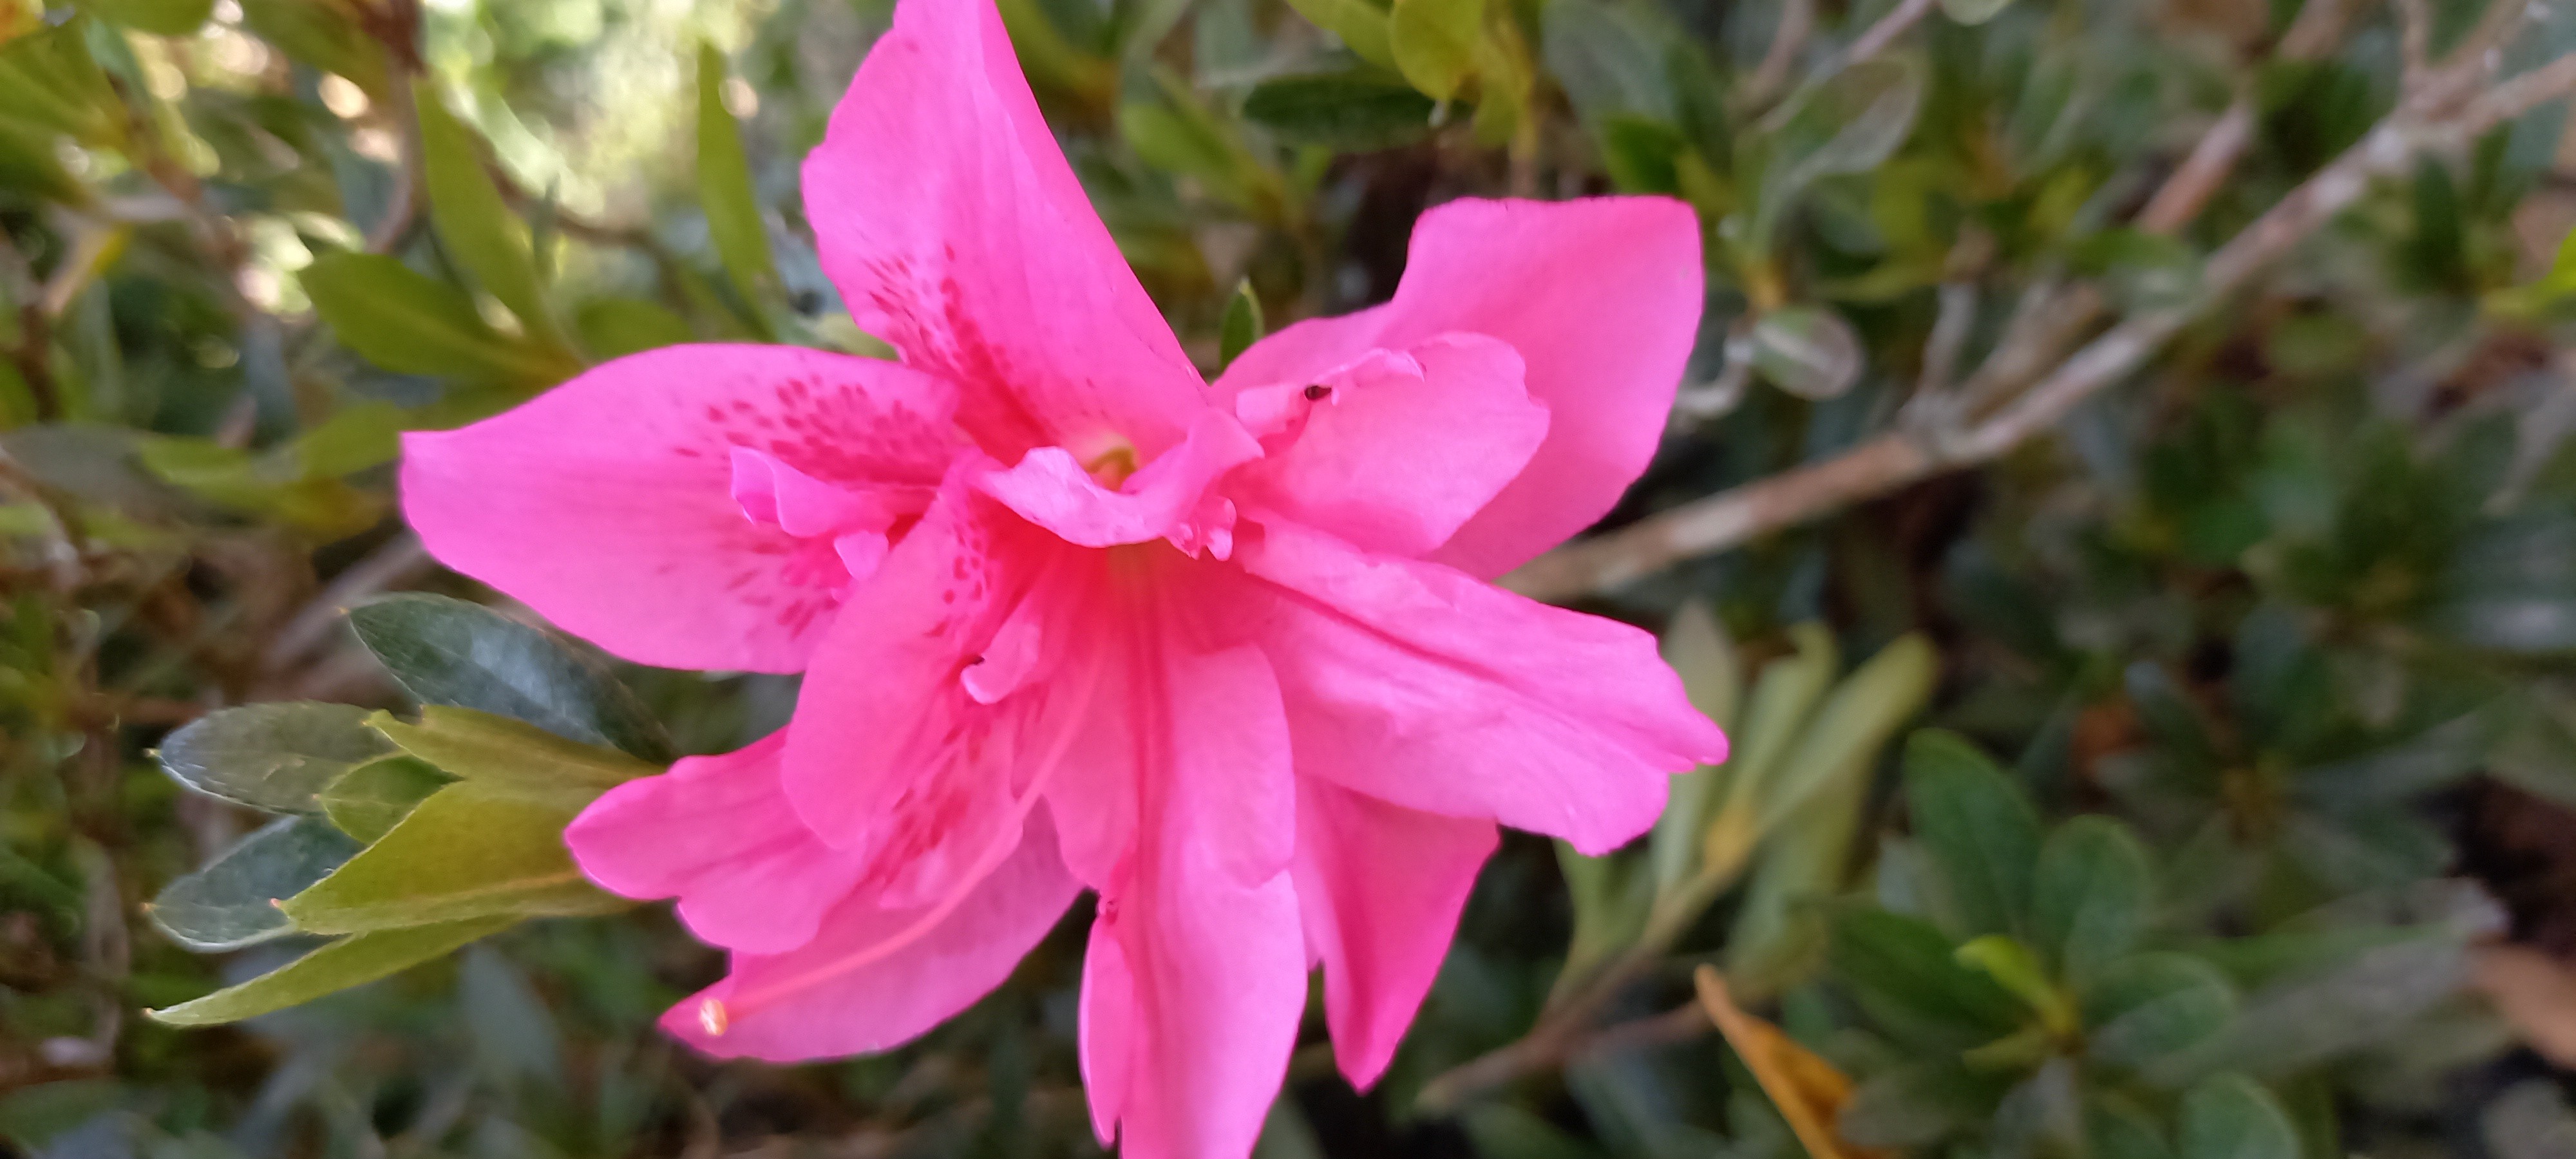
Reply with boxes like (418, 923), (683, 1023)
(1827, 909), (2025, 1046)
(2031, 815), (2154, 979)
(304, 252), (573, 386)
(279, 781), (628, 934)
(2081, 953), (2238, 1069)
(1243, 71), (1436, 151)
(156, 702), (394, 815)
(346, 594), (673, 761)
(2177, 1074), (2298, 1159)
(1904, 730), (2043, 938)
(1838, 1063), (2005, 1148)
(696, 41), (775, 307)
(317, 755), (454, 843)
(146, 916), (517, 1027)
(1218, 279), (1264, 371)
(147, 816), (361, 952)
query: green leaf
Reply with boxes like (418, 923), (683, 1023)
(1280, 0), (1397, 69)
(73, 0), (212, 35)
(1837, 1062), (2007, 1149)
(1750, 305), (1864, 400)
(1218, 279), (1265, 372)
(0, 23), (124, 147)
(146, 916), (516, 1027)
(347, 594), (674, 761)
(696, 41), (775, 308)
(2031, 816), (2154, 979)
(2176, 1074), (2298, 1159)
(1389, 0), (1482, 101)
(303, 252), (573, 386)
(1904, 730), (2043, 938)
(278, 781), (629, 934)
(1826, 909), (2025, 1046)
(290, 400), (410, 479)
(156, 702), (395, 815)
(370, 706), (656, 806)
(238, 0), (386, 95)
(1649, 603), (1739, 890)
(416, 93), (564, 351)
(574, 298), (695, 359)
(2082, 953), (2239, 1069)
(1938, 0), (2017, 25)
(318, 755), (454, 843)
(1956, 936), (2076, 1033)
(135, 436), (384, 537)
(146, 816), (361, 952)
(1243, 71), (1437, 151)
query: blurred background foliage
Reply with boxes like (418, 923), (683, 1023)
(10, 0), (2576, 1155)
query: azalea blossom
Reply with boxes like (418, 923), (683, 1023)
(398, 0), (1725, 1153)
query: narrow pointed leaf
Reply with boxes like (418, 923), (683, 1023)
(279, 781), (629, 934)
(1218, 279), (1265, 372)
(697, 41), (775, 306)
(369, 706), (655, 804)
(416, 93), (563, 350)
(146, 916), (516, 1027)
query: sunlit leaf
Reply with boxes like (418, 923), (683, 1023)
(696, 41), (775, 309)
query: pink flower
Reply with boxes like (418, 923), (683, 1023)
(398, 0), (1725, 1153)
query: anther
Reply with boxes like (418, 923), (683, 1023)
(699, 998), (730, 1037)
(1303, 384), (1331, 400)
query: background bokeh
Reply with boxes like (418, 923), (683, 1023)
(11, 0), (2576, 1155)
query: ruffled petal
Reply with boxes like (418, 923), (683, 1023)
(1082, 645), (1304, 1159)
(1216, 197), (1703, 576)
(400, 343), (958, 673)
(974, 410), (1261, 557)
(1238, 517), (1726, 854)
(565, 733), (866, 955)
(665, 813), (1080, 1062)
(1229, 334), (1547, 559)
(804, 0), (1204, 462)
(1293, 778), (1497, 1088)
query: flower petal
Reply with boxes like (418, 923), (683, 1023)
(779, 476), (1063, 861)
(1084, 646), (1303, 1158)
(1231, 334), (1548, 559)
(1293, 778), (1497, 1088)
(974, 410), (1261, 556)
(664, 812), (1080, 1062)
(805, 0), (1204, 462)
(1217, 197), (1703, 576)
(565, 733), (866, 955)
(1238, 517), (1726, 854)
(400, 343), (958, 673)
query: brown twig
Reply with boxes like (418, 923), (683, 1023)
(1502, 10), (2576, 605)
(1842, 0), (1938, 71)
(1743, 0), (1817, 109)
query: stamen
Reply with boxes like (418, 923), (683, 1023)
(710, 651), (1106, 1026)
(1302, 384), (1331, 400)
